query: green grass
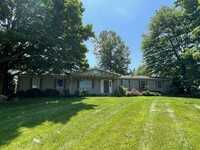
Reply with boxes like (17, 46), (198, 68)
(0, 96), (200, 150)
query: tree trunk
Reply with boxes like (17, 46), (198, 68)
(0, 64), (9, 95)
(0, 73), (4, 95)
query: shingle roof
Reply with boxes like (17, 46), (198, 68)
(119, 75), (170, 80)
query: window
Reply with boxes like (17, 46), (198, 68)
(140, 80), (148, 90)
(32, 78), (40, 88)
(80, 80), (92, 89)
(122, 80), (129, 89)
(57, 79), (64, 88)
(156, 81), (163, 89)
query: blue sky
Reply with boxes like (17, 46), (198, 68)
(82, 0), (174, 70)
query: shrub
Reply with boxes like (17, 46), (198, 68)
(0, 95), (8, 102)
(141, 90), (162, 96)
(75, 89), (87, 97)
(63, 89), (70, 97)
(126, 89), (141, 96)
(141, 90), (151, 96)
(26, 88), (43, 97)
(114, 86), (128, 97)
(114, 90), (123, 97)
(119, 86), (127, 96)
(17, 90), (26, 98)
(43, 89), (60, 97)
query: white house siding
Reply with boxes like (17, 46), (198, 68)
(42, 77), (54, 90)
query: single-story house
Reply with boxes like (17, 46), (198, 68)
(17, 68), (170, 95)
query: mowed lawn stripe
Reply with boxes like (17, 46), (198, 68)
(2, 98), (132, 150)
(169, 97), (200, 150)
(50, 98), (134, 150)
(76, 97), (153, 150)
(0, 97), (200, 150)
(138, 97), (193, 150)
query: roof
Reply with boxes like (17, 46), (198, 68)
(72, 67), (121, 77)
(119, 75), (170, 80)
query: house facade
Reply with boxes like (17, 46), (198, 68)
(17, 68), (170, 95)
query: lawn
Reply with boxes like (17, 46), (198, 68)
(0, 96), (200, 150)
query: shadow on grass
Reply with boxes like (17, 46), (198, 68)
(0, 97), (96, 146)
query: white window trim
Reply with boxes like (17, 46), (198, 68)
(32, 78), (40, 89)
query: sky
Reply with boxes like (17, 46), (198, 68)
(82, 0), (174, 70)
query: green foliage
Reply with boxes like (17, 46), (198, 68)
(75, 89), (87, 97)
(25, 88), (43, 97)
(141, 3), (200, 95)
(93, 30), (131, 75)
(16, 90), (26, 98)
(0, 0), (94, 95)
(141, 90), (161, 96)
(63, 89), (70, 97)
(43, 89), (60, 97)
(114, 90), (123, 97)
(133, 64), (150, 76)
(114, 86), (127, 97)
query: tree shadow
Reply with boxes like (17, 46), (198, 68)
(0, 97), (97, 146)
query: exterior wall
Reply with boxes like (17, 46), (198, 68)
(18, 76), (31, 91)
(17, 73), (170, 95)
(120, 79), (170, 93)
(42, 77), (54, 90)
(112, 79), (119, 92)
(70, 79), (101, 95)
(148, 80), (156, 91)
(130, 80), (140, 90)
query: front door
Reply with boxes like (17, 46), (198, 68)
(56, 79), (64, 94)
(104, 80), (109, 93)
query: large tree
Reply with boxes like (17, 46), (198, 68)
(141, 1), (200, 94)
(93, 30), (131, 75)
(0, 0), (93, 95)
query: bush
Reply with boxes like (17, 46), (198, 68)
(63, 89), (70, 97)
(141, 90), (162, 96)
(0, 95), (8, 102)
(119, 86), (127, 96)
(126, 89), (141, 96)
(43, 89), (60, 97)
(114, 90), (123, 97)
(75, 89), (87, 97)
(26, 88), (43, 97)
(141, 90), (151, 96)
(114, 86), (128, 97)
(17, 90), (26, 98)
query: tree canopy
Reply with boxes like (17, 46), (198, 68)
(0, 0), (93, 95)
(93, 30), (131, 75)
(141, 0), (200, 95)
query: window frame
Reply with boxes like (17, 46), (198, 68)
(139, 80), (148, 90)
(156, 81), (163, 89)
(32, 78), (41, 89)
(122, 80), (129, 89)
(79, 80), (93, 89)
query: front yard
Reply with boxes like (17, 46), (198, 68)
(0, 96), (200, 150)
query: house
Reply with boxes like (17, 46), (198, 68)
(17, 68), (170, 95)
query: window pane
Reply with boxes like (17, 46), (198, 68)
(80, 80), (92, 89)
(57, 79), (64, 87)
(122, 80), (129, 89)
(140, 80), (147, 89)
(32, 78), (40, 88)
(157, 81), (162, 89)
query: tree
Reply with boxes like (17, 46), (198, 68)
(133, 64), (150, 76)
(141, 5), (200, 95)
(93, 30), (131, 75)
(0, 0), (93, 95)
